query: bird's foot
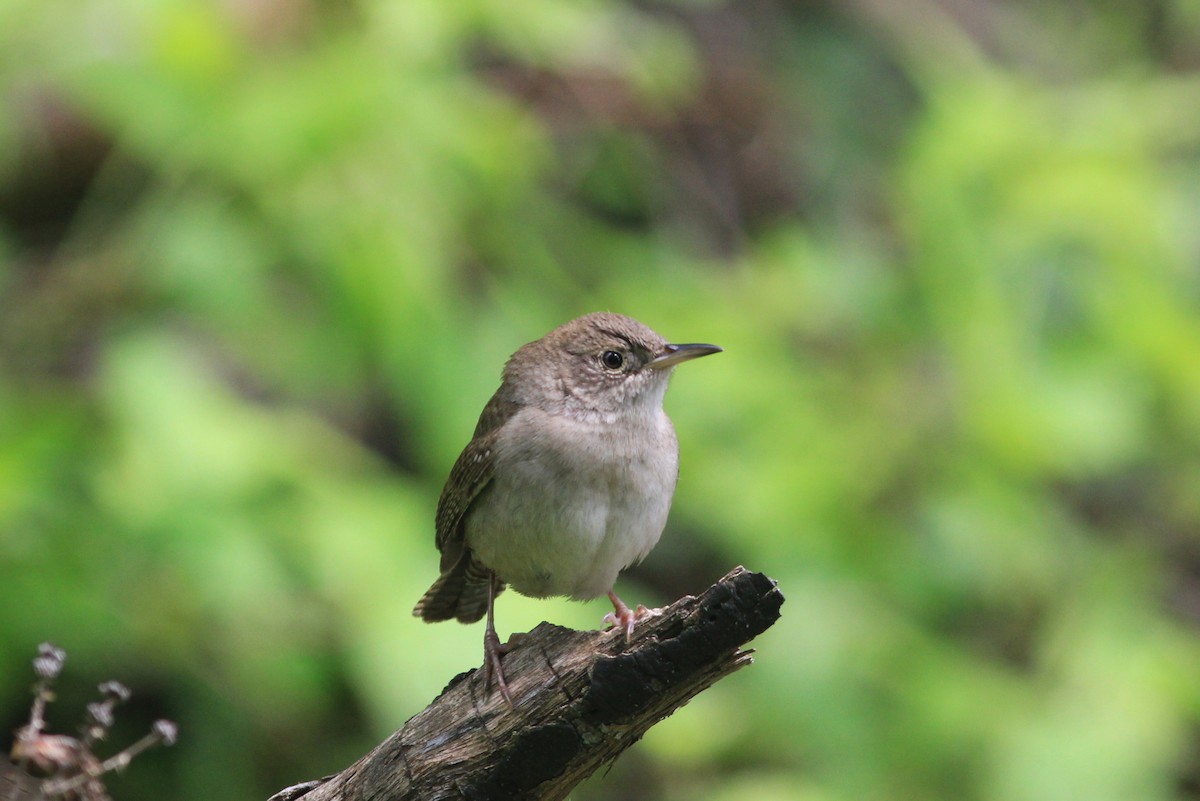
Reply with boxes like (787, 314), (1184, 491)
(482, 626), (513, 707)
(481, 570), (514, 707)
(603, 590), (661, 642)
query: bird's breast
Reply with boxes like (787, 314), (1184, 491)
(465, 406), (679, 600)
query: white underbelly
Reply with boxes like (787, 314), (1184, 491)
(466, 410), (679, 600)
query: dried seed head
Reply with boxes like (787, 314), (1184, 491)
(86, 701), (115, 729)
(98, 681), (130, 703)
(153, 720), (178, 746)
(33, 643), (66, 679)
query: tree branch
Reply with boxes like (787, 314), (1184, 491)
(273, 566), (783, 801)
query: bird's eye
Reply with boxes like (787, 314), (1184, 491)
(600, 350), (625, 370)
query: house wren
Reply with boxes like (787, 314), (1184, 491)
(412, 312), (721, 701)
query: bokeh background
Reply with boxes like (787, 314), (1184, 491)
(4, 1), (1200, 799)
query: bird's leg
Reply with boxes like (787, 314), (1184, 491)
(481, 570), (513, 706)
(602, 589), (660, 642)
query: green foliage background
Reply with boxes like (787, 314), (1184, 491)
(3, 1), (1200, 799)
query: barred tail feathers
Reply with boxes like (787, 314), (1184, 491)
(413, 555), (502, 623)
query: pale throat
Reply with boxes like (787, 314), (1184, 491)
(556, 371), (673, 427)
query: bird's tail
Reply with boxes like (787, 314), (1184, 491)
(412, 555), (501, 624)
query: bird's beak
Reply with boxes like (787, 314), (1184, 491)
(647, 342), (723, 370)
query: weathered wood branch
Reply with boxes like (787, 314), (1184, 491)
(271, 566), (783, 801)
(0, 764), (41, 801)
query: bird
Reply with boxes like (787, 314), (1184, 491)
(412, 312), (721, 702)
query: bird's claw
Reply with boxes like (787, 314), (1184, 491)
(481, 627), (513, 707)
(603, 591), (660, 642)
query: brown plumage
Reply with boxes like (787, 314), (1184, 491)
(412, 395), (518, 623)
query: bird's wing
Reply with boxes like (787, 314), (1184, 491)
(415, 393), (522, 622)
(433, 393), (520, 563)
